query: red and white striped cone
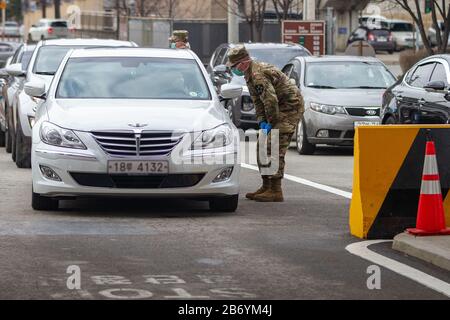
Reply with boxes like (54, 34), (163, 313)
(407, 140), (450, 236)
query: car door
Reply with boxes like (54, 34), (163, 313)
(397, 62), (436, 123)
(421, 61), (450, 123)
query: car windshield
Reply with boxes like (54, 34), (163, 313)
(305, 61), (396, 89)
(248, 48), (309, 69)
(33, 45), (90, 75)
(391, 23), (413, 32)
(56, 57), (211, 100)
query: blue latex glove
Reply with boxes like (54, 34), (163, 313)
(259, 121), (268, 130)
(259, 121), (272, 135)
(264, 123), (272, 134)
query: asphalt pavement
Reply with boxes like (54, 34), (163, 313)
(0, 143), (448, 300)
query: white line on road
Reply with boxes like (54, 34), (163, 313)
(241, 163), (353, 199)
(346, 240), (450, 298)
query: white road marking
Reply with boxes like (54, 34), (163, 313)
(241, 163), (352, 199)
(346, 240), (450, 298)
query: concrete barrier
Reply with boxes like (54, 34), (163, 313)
(350, 125), (450, 239)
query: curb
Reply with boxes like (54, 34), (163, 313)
(393, 233), (450, 272)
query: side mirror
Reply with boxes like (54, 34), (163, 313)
(220, 83), (242, 100)
(5, 63), (26, 77)
(24, 81), (46, 99)
(0, 68), (10, 80)
(424, 80), (446, 91)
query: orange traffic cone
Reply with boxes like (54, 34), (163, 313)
(407, 140), (450, 236)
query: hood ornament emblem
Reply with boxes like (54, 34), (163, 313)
(128, 123), (148, 128)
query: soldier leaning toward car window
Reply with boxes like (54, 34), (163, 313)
(227, 45), (305, 202)
(168, 30), (191, 49)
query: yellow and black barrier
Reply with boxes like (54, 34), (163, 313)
(350, 125), (450, 239)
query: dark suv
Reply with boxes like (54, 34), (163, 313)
(207, 43), (311, 129)
(348, 26), (395, 54)
(381, 54), (450, 124)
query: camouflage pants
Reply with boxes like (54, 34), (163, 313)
(257, 130), (296, 179)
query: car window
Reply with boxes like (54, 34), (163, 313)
(20, 50), (34, 70)
(56, 57), (211, 100)
(304, 61), (396, 89)
(429, 62), (449, 86)
(214, 47), (228, 67)
(282, 64), (294, 77)
(51, 21), (68, 28)
(408, 62), (436, 88)
(246, 47), (310, 69)
(371, 29), (390, 37)
(10, 45), (22, 64)
(390, 23), (413, 32)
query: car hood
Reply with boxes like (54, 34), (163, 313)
(303, 88), (385, 107)
(46, 99), (226, 132)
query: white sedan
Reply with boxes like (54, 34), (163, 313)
(26, 48), (241, 212)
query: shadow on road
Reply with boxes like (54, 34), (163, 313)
(288, 145), (354, 156)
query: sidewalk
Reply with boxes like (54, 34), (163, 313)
(393, 233), (450, 271)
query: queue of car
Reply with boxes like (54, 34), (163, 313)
(0, 29), (449, 210)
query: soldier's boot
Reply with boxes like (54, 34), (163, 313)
(254, 178), (284, 202)
(245, 177), (271, 200)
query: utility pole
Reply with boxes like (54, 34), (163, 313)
(303, 0), (316, 20)
(325, 7), (334, 55)
(42, 0), (46, 18)
(228, 0), (239, 43)
(116, 0), (120, 40)
(55, 0), (61, 19)
(1, 0), (5, 42)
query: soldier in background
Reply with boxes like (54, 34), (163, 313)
(227, 45), (304, 202)
(169, 30), (191, 49)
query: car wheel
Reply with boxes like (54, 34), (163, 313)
(40, 35), (45, 40)
(32, 190), (59, 211)
(209, 194), (238, 212)
(5, 107), (12, 153)
(28, 33), (33, 42)
(384, 116), (397, 125)
(15, 116), (31, 168)
(296, 119), (316, 155)
(388, 50), (394, 54)
(0, 129), (5, 147)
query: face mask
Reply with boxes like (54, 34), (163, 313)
(231, 68), (244, 77)
(170, 43), (176, 49)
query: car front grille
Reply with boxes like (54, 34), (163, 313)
(345, 107), (380, 117)
(91, 131), (184, 157)
(70, 172), (205, 189)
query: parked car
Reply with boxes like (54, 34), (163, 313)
(427, 21), (449, 47)
(27, 47), (240, 211)
(0, 21), (21, 37)
(207, 43), (311, 129)
(28, 19), (71, 42)
(348, 26), (395, 54)
(0, 41), (21, 67)
(389, 20), (422, 51)
(282, 55), (397, 154)
(359, 15), (390, 29)
(5, 38), (137, 168)
(381, 54), (450, 124)
(0, 43), (36, 153)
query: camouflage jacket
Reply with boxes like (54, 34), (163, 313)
(245, 61), (304, 130)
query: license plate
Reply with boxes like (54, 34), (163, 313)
(107, 160), (169, 174)
(354, 121), (381, 127)
(377, 37), (387, 42)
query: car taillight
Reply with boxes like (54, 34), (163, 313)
(368, 33), (375, 41)
(47, 27), (53, 34)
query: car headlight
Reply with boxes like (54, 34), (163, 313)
(40, 121), (86, 149)
(192, 124), (233, 149)
(310, 102), (346, 115)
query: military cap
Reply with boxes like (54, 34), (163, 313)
(172, 30), (189, 42)
(226, 45), (250, 67)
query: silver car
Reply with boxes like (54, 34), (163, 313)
(282, 56), (397, 154)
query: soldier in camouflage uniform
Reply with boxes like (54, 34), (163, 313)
(169, 30), (191, 49)
(227, 45), (304, 202)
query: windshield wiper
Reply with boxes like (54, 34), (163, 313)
(349, 86), (387, 89)
(35, 71), (55, 75)
(307, 85), (336, 89)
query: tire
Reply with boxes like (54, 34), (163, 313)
(0, 129), (5, 147)
(5, 107), (12, 153)
(209, 194), (239, 212)
(28, 33), (33, 42)
(32, 190), (59, 211)
(14, 116), (31, 168)
(296, 119), (316, 155)
(384, 116), (397, 125)
(388, 50), (394, 54)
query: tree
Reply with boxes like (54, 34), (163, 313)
(272, 0), (301, 23)
(54, 0), (61, 18)
(382, 0), (450, 54)
(217, 0), (268, 42)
